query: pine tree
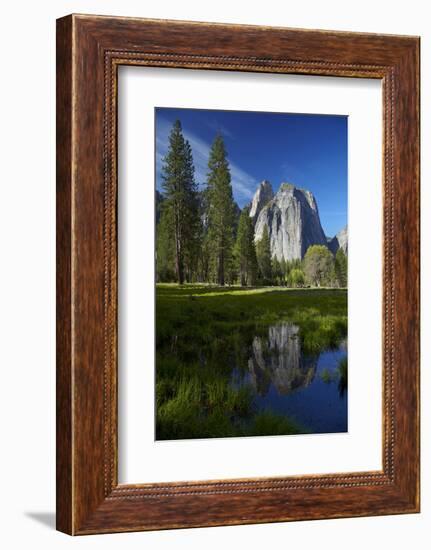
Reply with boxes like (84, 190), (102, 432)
(182, 140), (201, 282)
(280, 257), (288, 286)
(272, 257), (283, 285)
(161, 120), (199, 284)
(256, 226), (272, 284)
(156, 204), (175, 282)
(335, 248), (348, 287)
(198, 234), (211, 282)
(235, 208), (258, 286)
(206, 135), (235, 286)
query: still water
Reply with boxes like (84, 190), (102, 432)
(231, 323), (347, 434)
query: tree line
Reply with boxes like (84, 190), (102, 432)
(156, 119), (347, 288)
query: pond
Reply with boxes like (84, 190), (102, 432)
(231, 322), (347, 434)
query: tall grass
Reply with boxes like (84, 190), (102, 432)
(156, 376), (303, 440)
(156, 284), (347, 440)
(320, 368), (334, 384)
(156, 375), (255, 440)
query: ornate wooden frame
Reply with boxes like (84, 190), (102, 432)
(56, 14), (420, 534)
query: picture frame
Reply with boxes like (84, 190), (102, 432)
(56, 14), (420, 535)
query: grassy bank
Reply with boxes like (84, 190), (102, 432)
(156, 284), (347, 440)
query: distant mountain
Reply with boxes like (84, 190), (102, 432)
(328, 226), (348, 255)
(157, 181), (347, 261)
(252, 182), (328, 261)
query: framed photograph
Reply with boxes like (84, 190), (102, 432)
(56, 14), (420, 534)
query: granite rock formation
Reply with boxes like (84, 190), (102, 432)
(253, 182), (328, 261)
(249, 180), (274, 222)
(328, 226), (348, 256)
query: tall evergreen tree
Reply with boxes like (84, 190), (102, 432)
(334, 248), (348, 287)
(161, 120), (199, 284)
(256, 226), (272, 283)
(272, 257), (283, 285)
(156, 203), (175, 282)
(182, 140), (201, 282)
(235, 208), (258, 286)
(206, 135), (235, 286)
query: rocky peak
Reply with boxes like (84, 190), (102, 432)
(328, 226), (348, 255)
(278, 183), (318, 211)
(249, 180), (274, 221)
(254, 183), (328, 261)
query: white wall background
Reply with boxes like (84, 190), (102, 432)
(0, 0), (428, 548)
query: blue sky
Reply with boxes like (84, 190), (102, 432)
(155, 107), (347, 238)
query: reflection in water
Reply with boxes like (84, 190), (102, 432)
(247, 324), (317, 396)
(232, 322), (348, 434)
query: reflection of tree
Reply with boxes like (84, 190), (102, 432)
(247, 324), (317, 396)
(337, 356), (348, 397)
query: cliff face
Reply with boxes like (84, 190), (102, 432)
(253, 183), (328, 261)
(328, 226), (348, 255)
(158, 179), (347, 262)
(249, 180), (274, 222)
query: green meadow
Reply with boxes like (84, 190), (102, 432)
(156, 284), (347, 440)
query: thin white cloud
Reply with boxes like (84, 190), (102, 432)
(229, 164), (258, 201)
(156, 117), (257, 204)
(205, 119), (235, 139)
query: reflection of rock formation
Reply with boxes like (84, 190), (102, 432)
(248, 324), (317, 396)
